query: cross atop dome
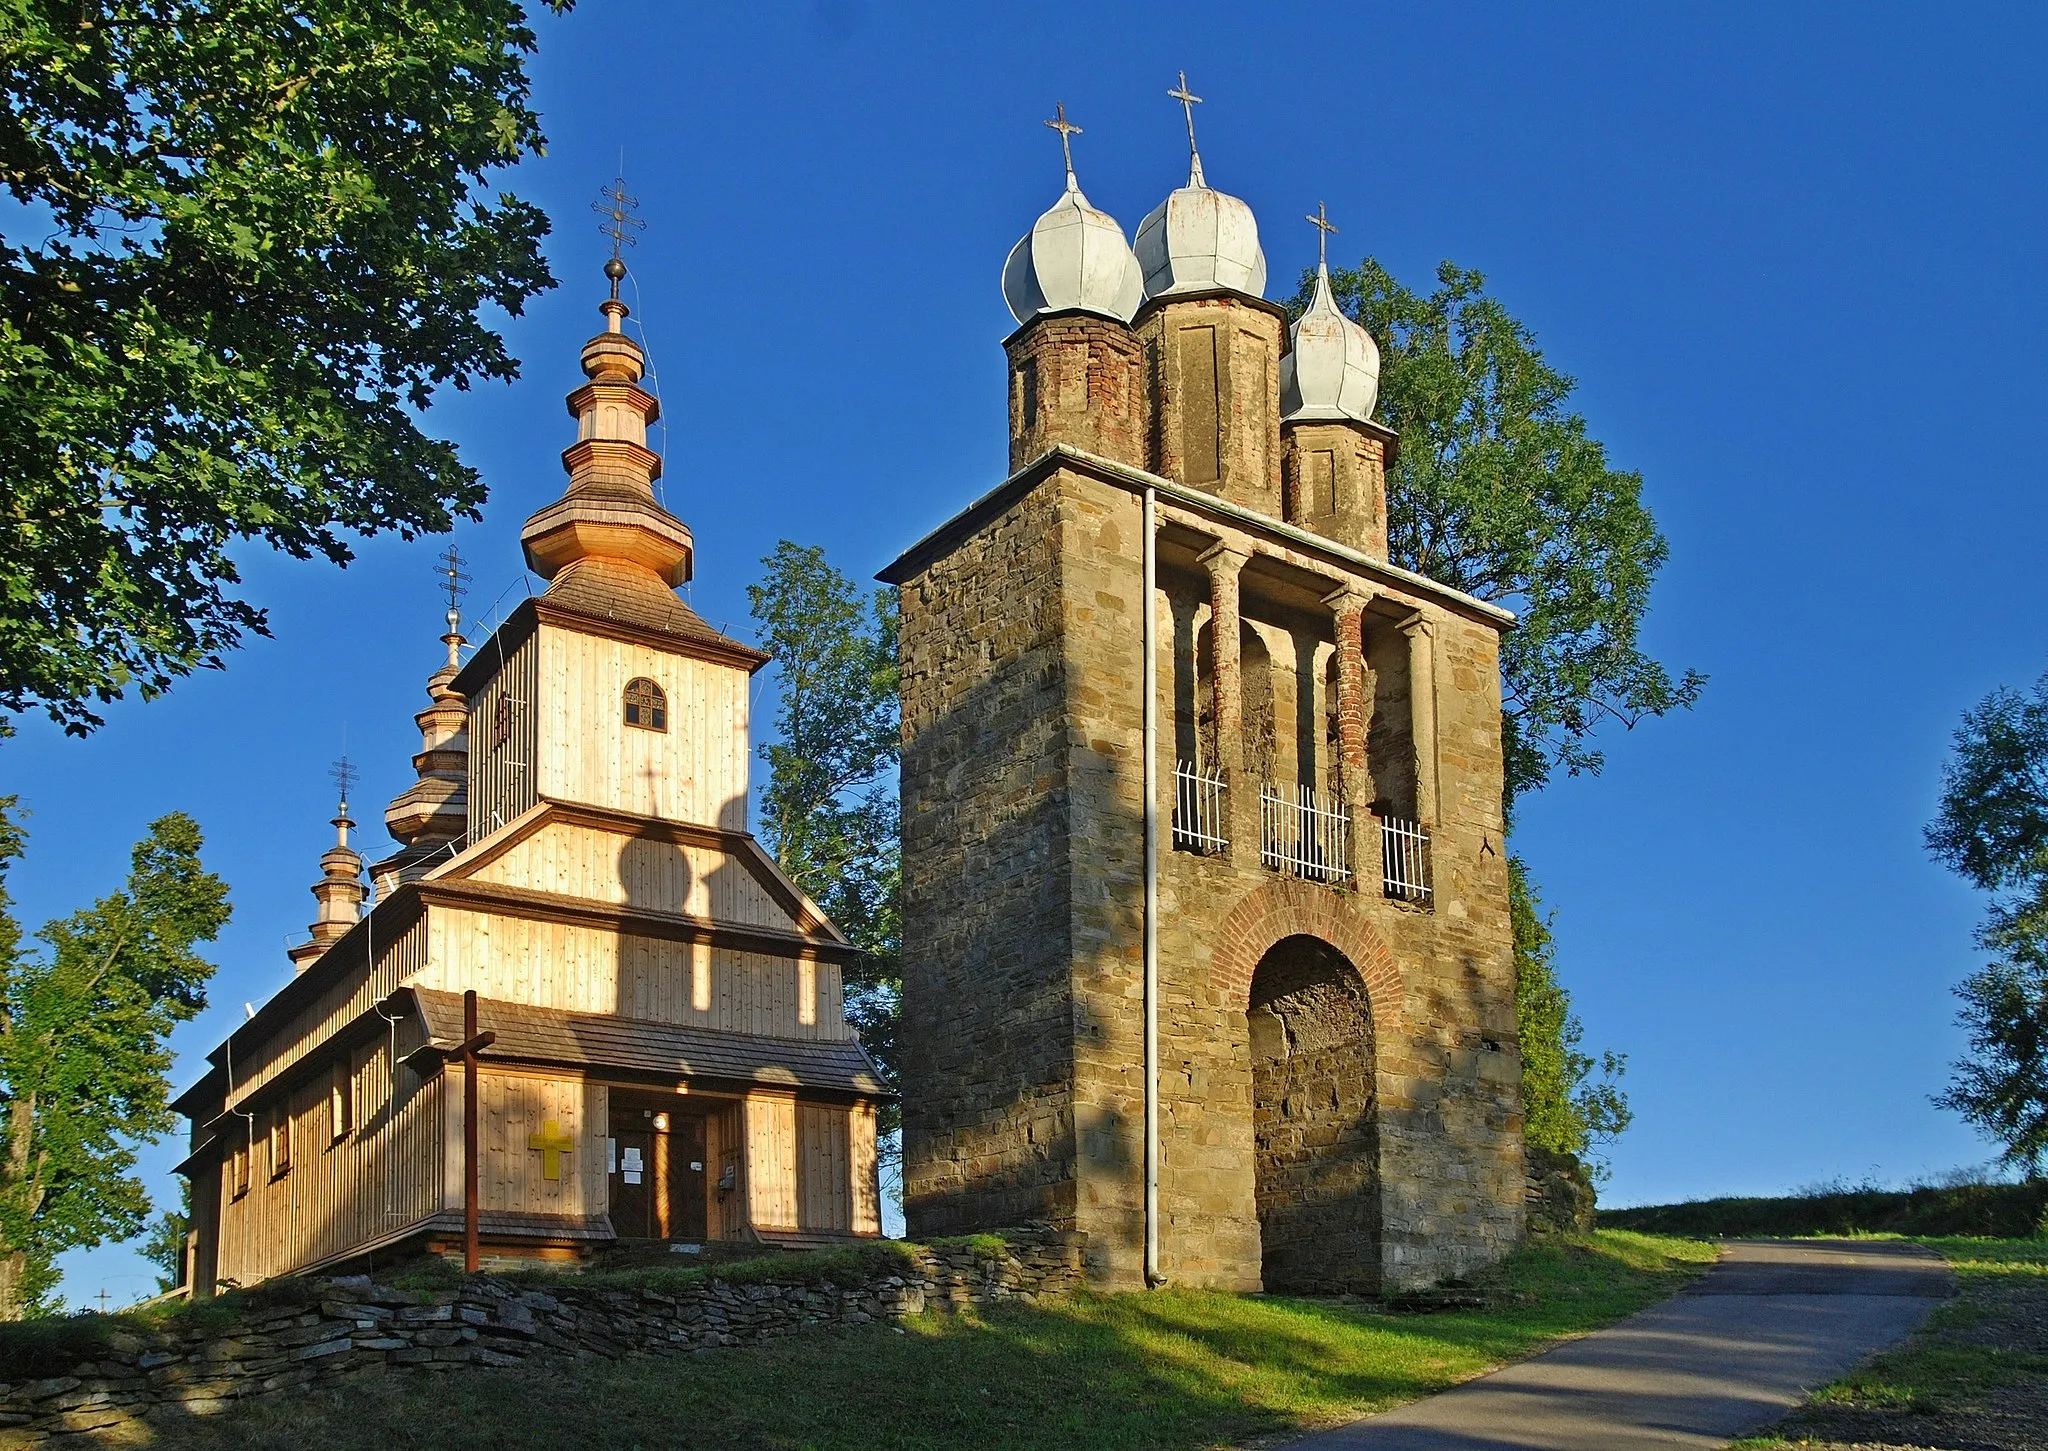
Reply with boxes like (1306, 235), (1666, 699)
(1307, 201), (1338, 270)
(1043, 102), (1082, 181)
(1168, 70), (1206, 187)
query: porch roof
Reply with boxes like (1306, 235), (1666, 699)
(403, 988), (892, 1100)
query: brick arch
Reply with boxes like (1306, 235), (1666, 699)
(1211, 880), (1402, 1039)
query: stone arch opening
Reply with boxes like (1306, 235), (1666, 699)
(1248, 933), (1381, 1294)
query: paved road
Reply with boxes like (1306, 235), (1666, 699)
(1291, 1239), (1951, 1451)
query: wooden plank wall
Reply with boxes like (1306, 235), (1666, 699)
(468, 629), (540, 846)
(212, 1021), (445, 1289)
(419, 909), (847, 1041)
(745, 1095), (799, 1230)
(851, 1101), (881, 1236)
(474, 821), (793, 929)
(536, 627), (750, 832)
(796, 1104), (851, 1232)
(470, 1072), (608, 1220)
(231, 914), (426, 1107)
(710, 1101), (747, 1240)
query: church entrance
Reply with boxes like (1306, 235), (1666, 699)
(608, 1097), (708, 1242)
(1247, 934), (1381, 1293)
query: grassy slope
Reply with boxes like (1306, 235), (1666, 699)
(132, 1232), (1715, 1451)
(1736, 1237), (2048, 1448)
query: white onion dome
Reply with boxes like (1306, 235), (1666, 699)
(1133, 157), (1268, 300)
(1002, 171), (1145, 325)
(1281, 262), (1380, 423)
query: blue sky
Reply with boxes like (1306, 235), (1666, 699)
(10, 2), (2045, 1308)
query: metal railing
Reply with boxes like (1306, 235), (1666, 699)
(1260, 781), (1351, 883)
(1172, 760), (1229, 854)
(1380, 814), (1433, 903)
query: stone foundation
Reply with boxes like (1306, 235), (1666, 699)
(0, 1230), (1084, 1446)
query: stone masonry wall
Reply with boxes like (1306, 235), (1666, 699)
(0, 1232), (1085, 1447)
(897, 481), (1079, 1238)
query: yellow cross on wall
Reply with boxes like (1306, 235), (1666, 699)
(528, 1119), (576, 1181)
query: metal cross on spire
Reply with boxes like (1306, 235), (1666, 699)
(330, 755), (358, 812)
(1044, 102), (1082, 180)
(593, 175), (645, 298)
(438, 543), (469, 616)
(1168, 71), (1205, 185)
(1306, 201), (1338, 270)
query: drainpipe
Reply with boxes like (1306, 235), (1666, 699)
(1142, 485), (1163, 1288)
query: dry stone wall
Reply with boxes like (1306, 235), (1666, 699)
(0, 1231), (1084, 1446)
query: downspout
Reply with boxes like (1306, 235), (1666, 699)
(1143, 485), (1163, 1288)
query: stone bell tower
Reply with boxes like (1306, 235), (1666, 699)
(885, 91), (1524, 1295)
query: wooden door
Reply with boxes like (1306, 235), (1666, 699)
(609, 1118), (654, 1239)
(670, 1116), (707, 1242)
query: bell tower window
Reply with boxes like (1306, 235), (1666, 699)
(624, 677), (667, 732)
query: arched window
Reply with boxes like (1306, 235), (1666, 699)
(624, 677), (667, 732)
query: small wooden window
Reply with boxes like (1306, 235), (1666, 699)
(329, 1059), (354, 1143)
(491, 695), (515, 751)
(624, 677), (667, 732)
(230, 1137), (250, 1199)
(268, 1106), (291, 1178)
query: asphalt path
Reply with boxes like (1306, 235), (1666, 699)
(1289, 1239), (1951, 1451)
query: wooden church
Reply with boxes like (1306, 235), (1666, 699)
(173, 257), (887, 1290)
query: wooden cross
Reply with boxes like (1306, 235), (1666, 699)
(453, 989), (497, 1272)
(528, 1119), (576, 1181)
(95, 1289), (109, 1314)
(1306, 201), (1338, 269)
(1043, 102), (1081, 176)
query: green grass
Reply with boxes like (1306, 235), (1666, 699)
(1734, 1236), (2048, 1448)
(131, 1231), (1715, 1451)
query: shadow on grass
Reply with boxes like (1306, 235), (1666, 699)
(107, 1232), (1717, 1451)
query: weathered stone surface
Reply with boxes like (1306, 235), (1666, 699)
(896, 306), (1523, 1295)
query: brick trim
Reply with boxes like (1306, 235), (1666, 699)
(1210, 880), (1402, 1037)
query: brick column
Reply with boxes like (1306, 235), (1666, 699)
(1324, 587), (1379, 889)
(1403, 614), (1438, 825)
(1201, 543), (1252, 857)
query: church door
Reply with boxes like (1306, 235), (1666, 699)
(609, 1104), (708, 1242)
(609, 1117), (655, 1238)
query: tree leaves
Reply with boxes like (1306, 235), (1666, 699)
(748, 542), (903, 1125)
(1927, 668), (2048, 1170)
(0, 0), (567, 733)
(1303, 258), (1704, 816)
(0, 808), (228, 1317)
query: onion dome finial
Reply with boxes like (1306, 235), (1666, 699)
(1001, 103), (1145, 326)
(1280, 203), (1381, 423)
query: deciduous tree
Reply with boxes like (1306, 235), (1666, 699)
(1305, 259), (1703, 813)
(0, 808), (228, 1319)
(747, 543), (901, 1123)
(1928, 669), (2048, 1170)
(0, 0), (569, 734)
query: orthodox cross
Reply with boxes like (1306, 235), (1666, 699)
(593, 176), (645, 260)
(1044, 102), (1081, 178)
(330, 755), (358, 815)
(593, 175), (645, 300)
(1307, 201), (1338, 269)
(438, 543), (469, 615)
(527, 1119), (576, 1181)
(453, 989), (497, 1271)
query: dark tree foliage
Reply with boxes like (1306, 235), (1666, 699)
(747, 543), (902, 1131)
(0, 807), (228, 1318)
(0, 0), (570, 734)
(1300, 259), (1703, 815)
(1928, 669), (2048, 1170)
